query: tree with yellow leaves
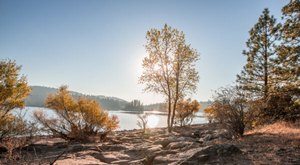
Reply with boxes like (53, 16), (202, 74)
(0, 59), (31, 140)
(140, 24), (199, 132)
(175, 99), (201, 127)
(34, 86), (119, 141)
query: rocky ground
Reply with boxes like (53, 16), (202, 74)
(1, 122), (299, 164)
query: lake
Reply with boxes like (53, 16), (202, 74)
(13, 107), (208, 130)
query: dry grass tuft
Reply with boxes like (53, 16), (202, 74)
(246, 120), (300, 138)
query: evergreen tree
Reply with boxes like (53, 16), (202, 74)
(275, 0), (299, 95)
(268, 0), (300, 121)
(237, 8), (281, 99)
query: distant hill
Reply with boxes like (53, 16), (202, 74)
(25, 86), (128, 110)
(25, 86), (211, 111)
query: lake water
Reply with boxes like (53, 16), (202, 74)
(13, 107), (208, 130)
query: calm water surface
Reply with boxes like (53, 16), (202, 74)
(13, 107), (208, 130)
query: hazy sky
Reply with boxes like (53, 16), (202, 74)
(0, 0), (287, 104)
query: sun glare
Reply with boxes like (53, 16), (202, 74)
(147, 115), (159, 128)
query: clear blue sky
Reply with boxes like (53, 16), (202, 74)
(0, 0), (287, 104)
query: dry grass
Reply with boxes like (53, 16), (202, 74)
(234, 120), (300, 165)
(246, 120), (300, 137)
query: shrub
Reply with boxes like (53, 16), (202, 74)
(34, 86), (119, 141)
(0, 59), (31, 139)
(0, 60), (37, 161)
(137, 113), (149, 133)
(264, 93), (300, 122)
(175, 99), (201, 126)
(204, 86), (246, 138)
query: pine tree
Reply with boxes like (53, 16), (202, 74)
(268, 0), (300, 121)
(237, 8), (281, 99)
(275, 0), (299, 95)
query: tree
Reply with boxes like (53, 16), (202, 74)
(34, 86), (119, 141)
(175, 99), (201, 127)
(237, 8), (281, 99)
(270, 0), (300, 121)
(140, 24), (199, 132)
(275, 0), (300, 94)
(137, 113), (149, 134)
(203, 86), (246, 138)
(0, 59), (31, 139)
(124, 99), (144, 111)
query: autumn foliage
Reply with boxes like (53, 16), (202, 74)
(0, 60), (32, 140)
(140, 24), (199, 132)
(204, 86), (246, 138)
(175, 99), (201, 126)
(34, 86), (119, 141)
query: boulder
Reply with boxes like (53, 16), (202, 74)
(153, 137), (177, 148)
(178, 144), (242, 164)
(97, 151), (130, 163)
(146, 145), (162, 154)
(166, 141), (193, 150)
(100, 144), (132, 151)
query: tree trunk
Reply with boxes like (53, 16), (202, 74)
(170, 62), (180, 131)
(167, 96), (172, 132)
(264, 30), (269, 99)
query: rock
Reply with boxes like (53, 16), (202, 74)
(100, 144), (131, 151)
(176, 136), (196, 142)
(176, 137), (186, 141)
(178, 144), (242, 164)
(146, 145), (162, 153)
(166, 142), (193, 150)
(200, 130), (231, 142)
(153, 154), (179, 164)
(192, 130), (202, 138)
(153, 137), (177, 148)
(54, 155), (107, 165)
(203, 134), (213, 141)
(68, 144), (85, 152)
(111, 159), (131, 164)
(97, 152), (130, 163)
(128, 159), (144, 164)
(213, 129), (232, 140)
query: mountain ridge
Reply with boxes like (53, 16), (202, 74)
(25, 86), (128, 110)
(25, 86), (211, 111)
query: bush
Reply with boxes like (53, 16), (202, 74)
(0, 113), (38, 162)
(175, 99), (201, 126)
(0, 59), (37, 161)
(137, 113), (149, 133)
(264, 93), (300, 122)
(244, 93), (300, 129)
(0, 59), (31, 139)
(34, 86), (119, 141)
(204, 86), (246, 138)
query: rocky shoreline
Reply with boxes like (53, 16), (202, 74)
(1, 122), (299, 164)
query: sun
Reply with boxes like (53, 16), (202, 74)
(147, 115), (159, 128)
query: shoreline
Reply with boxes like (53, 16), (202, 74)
(1, 121), (299, 164)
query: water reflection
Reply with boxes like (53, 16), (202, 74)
(147, 115), (159, 128)
(13, 107), (208, 130)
